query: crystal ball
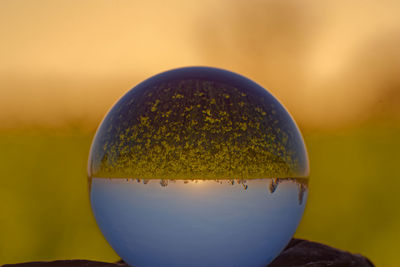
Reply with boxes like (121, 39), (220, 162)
(88, 67), (309, 267)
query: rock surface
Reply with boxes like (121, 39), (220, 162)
(268, 238), (374, 267)
(2, 238), (374, 267)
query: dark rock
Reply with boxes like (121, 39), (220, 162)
(268, 238), (374, 267)
(2, 238), (374, 267)
(2, 260), (126, 267)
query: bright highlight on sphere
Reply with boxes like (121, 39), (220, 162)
(88, 66), (309, 267)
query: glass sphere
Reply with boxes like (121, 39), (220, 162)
(88, 67), (309, 267)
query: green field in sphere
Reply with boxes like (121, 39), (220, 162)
(88, 67), (309, 180)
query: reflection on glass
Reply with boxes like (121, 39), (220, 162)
(90, 178), (307, 267)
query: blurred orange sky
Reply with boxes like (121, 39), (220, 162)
(1, 0), (399, 129)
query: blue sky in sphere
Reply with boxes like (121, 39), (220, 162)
(91, 179), (307, 267)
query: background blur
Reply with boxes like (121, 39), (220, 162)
(1, 0), (399, 265)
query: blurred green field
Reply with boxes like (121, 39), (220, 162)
(1, 124), (399, 266)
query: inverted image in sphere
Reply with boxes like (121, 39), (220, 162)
(88, 67), (309, 267)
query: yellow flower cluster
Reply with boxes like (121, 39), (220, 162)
(91, 79), (305, 180)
